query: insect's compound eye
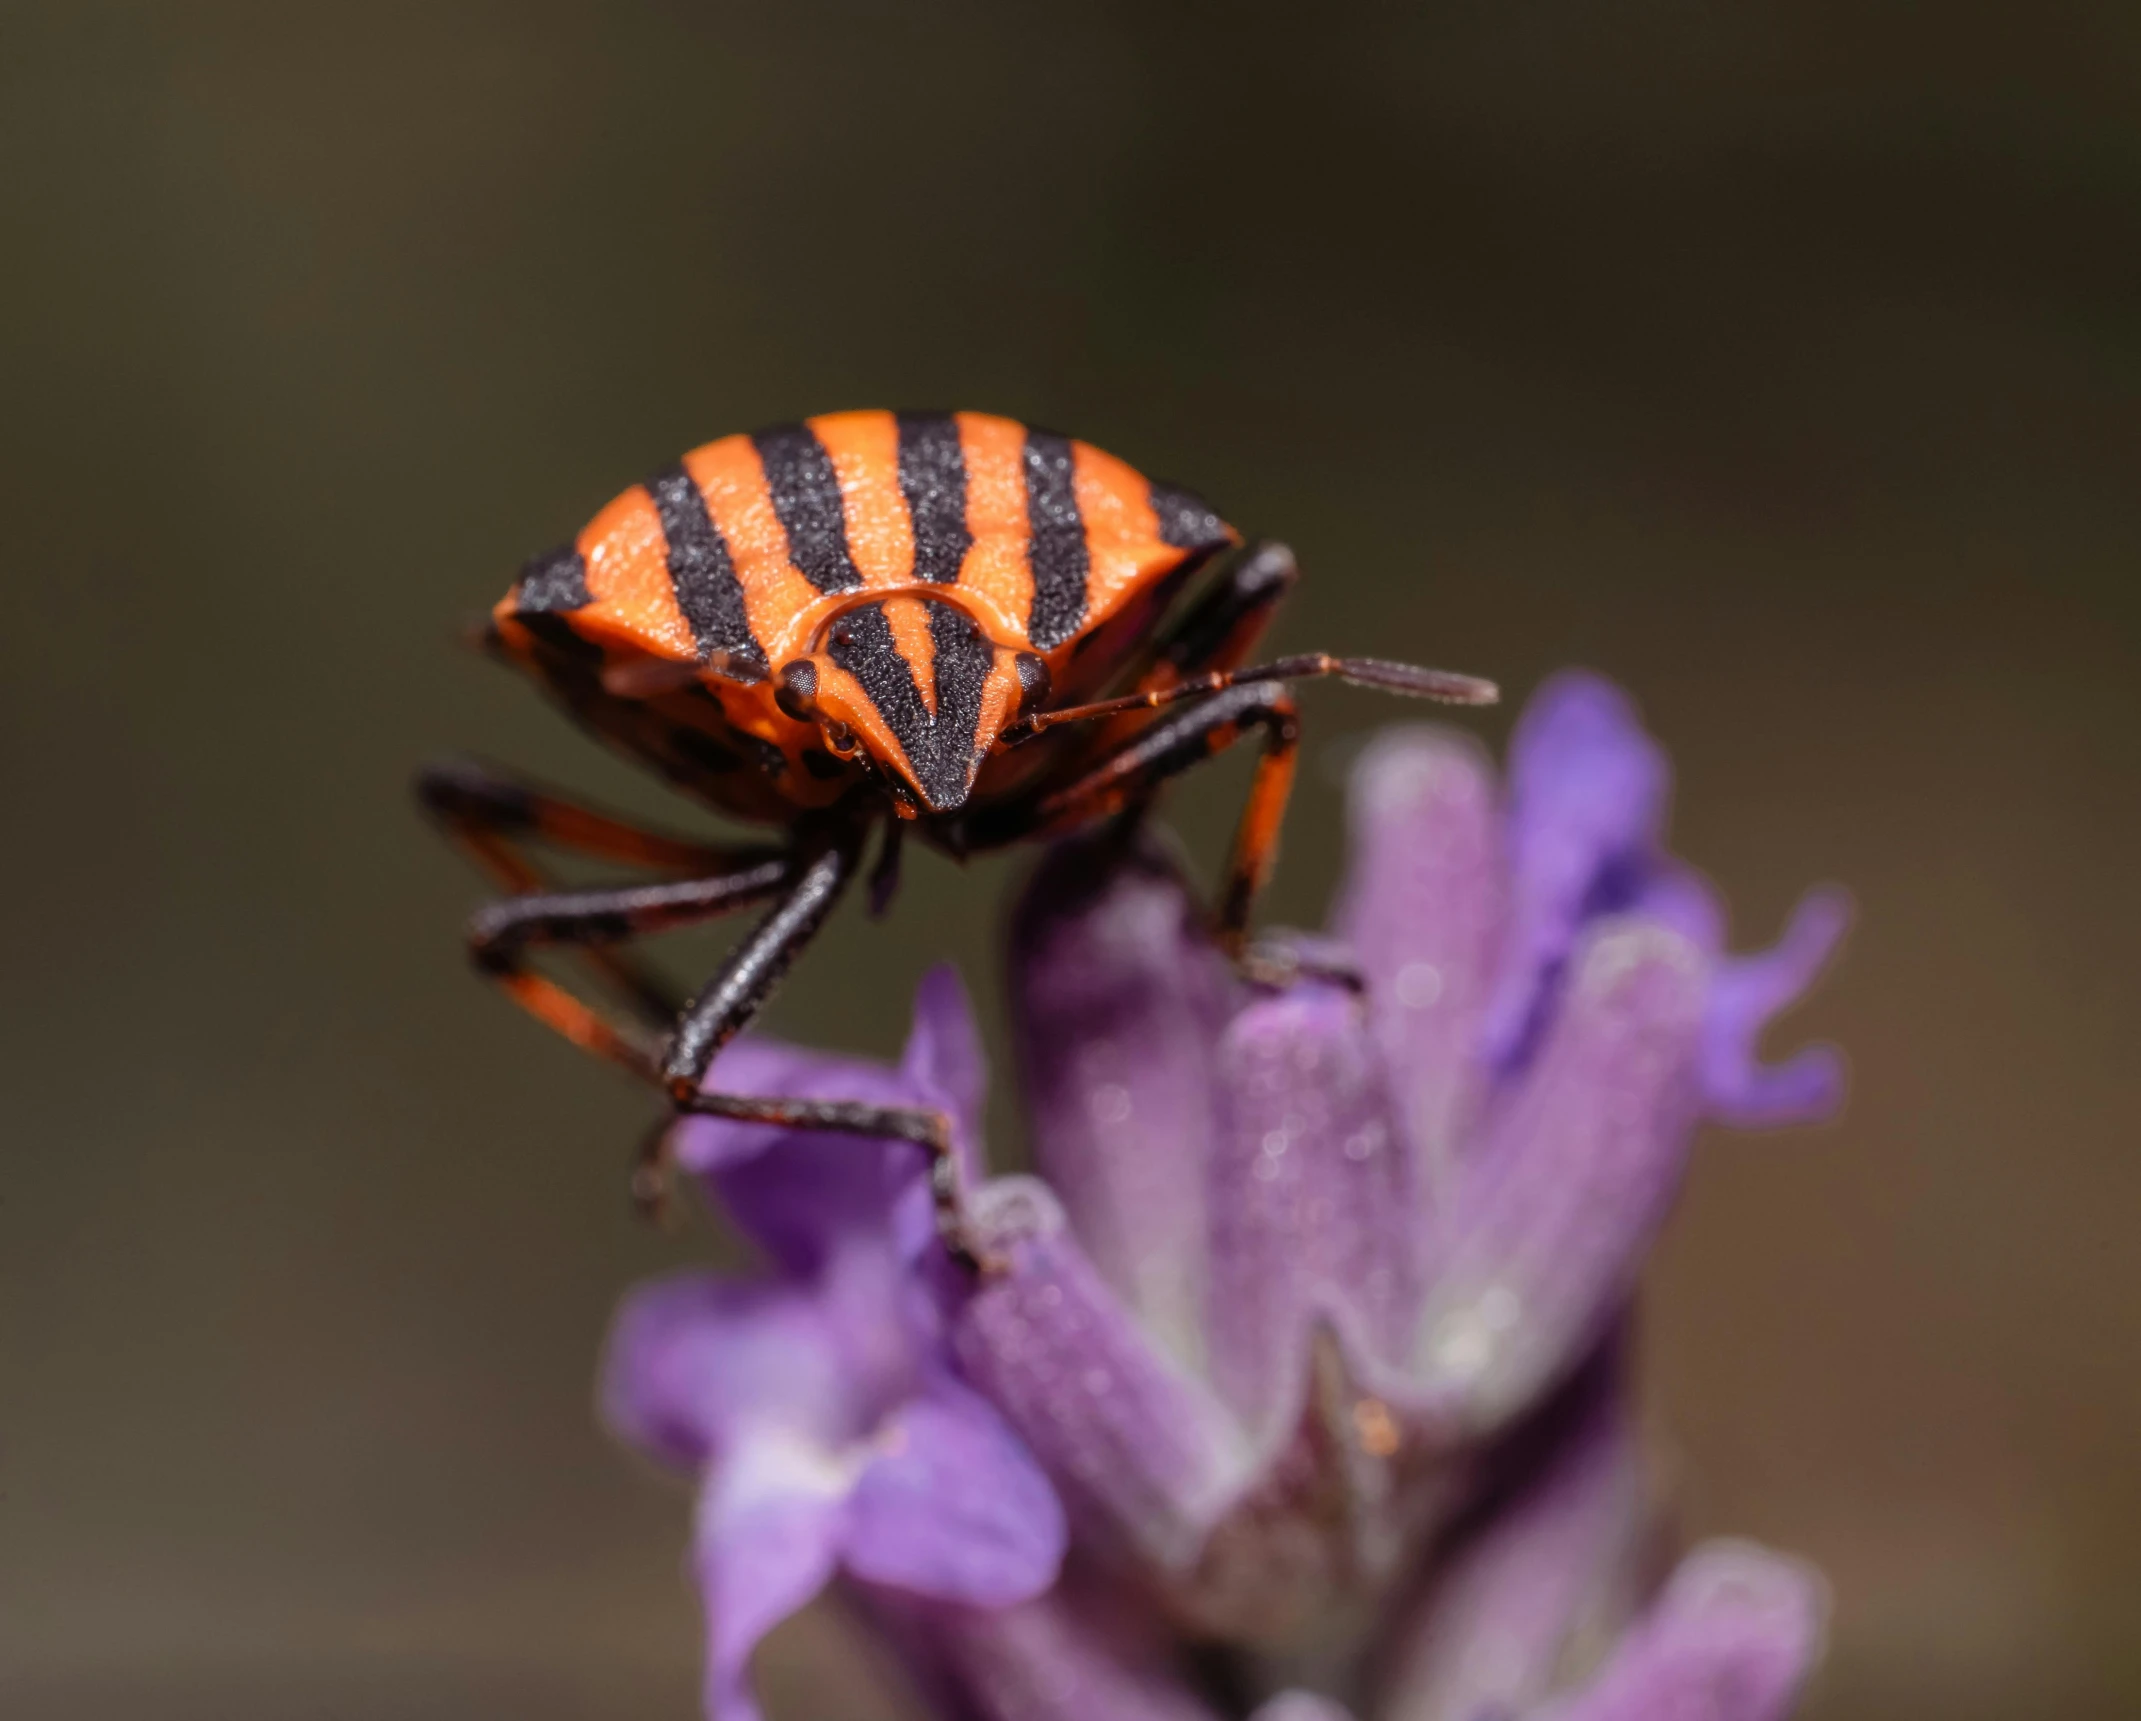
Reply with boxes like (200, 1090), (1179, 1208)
(1013, 651), (1052, 717)
(775, 658), (818, 722)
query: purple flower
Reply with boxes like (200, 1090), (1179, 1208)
(600, 974), (1064, 1721)
(600, 670), (1845, 1721)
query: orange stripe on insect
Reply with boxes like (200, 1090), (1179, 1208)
(807, 410), (915, 589)
(1071, 439), (1199, 645)
(573, 486), (701, 663)
(879, 594), (939, 719)
(975, 646), (1022, 764)
(685, 434), (829, 666)
(1071, 439), (1163, 550)
(812, 653), (916, 804)
(951, 411), (1034, 648)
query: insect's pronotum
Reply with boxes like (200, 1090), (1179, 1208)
(420, 410), (1496, 1268)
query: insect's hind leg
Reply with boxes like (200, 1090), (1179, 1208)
(460, 856), (801, 1080)
(418, 755), (764, 877)
(651, 834), (995, 1274)
(419, 755), (783, 1023)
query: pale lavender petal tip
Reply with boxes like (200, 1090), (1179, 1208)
(1701, 887), (1851, 1128)
(1417, 920), (1706, 1430)
(1009, 833), (1233, 1360)
(1249, 1695), (1359, 1721)
(844, 1373), (1066, 1606)
(1482, 672), (1672, 1071)
(1535, 1540), (1828, 1721)
(1205, 980), (1420, 1434)
(952, 1177), (1248, 1571)
(1630, 860), (1726, 952)
(1331, 728), (1503, 1171)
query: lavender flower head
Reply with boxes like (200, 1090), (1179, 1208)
(602, 671), (1848, 1721)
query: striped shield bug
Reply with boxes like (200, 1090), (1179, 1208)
(420, 411), (1495, 1267)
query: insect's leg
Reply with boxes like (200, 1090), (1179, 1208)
(995, 680), (1304, 957)
(658, 839), (863, 1098)
(866, 814), (905, 919)
(1133, 537), (1300, 689)
(998, 541), (1491, 749)
(463, 857), (799, 1081)
(419, 756), (787, 1023)
(1004, 653), (1494, 744)
(662, 1091), (994, 1276)
(418, 755), (764, 876)
(653, 835), (992, 1273)
(1002, 542), (1297, 771)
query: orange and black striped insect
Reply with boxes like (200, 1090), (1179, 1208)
(420, 411), (1494, 1265)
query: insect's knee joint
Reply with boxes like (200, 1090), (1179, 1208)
(465, 905), (529, 973)
(466, 932), (520, 976)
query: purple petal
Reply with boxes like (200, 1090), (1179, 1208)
(1377, 1350), (1655, 1721)
(1251, 1697), (1358, 1721)
(681, 1035), (938, 1274)
(1481, 674), (1671, 1073)
(810, 1222), (942, 1420)
(902, 962), (990, 1183)
(1413, 920), (1706, 1433)
(1629, 860), (1726, 951)
(844, 1372), (1066, 1605)
(1204, 981), (1422, 1436)
(953, 1176), (1250, 1571)
(1531, 1541), (1828, 1721)
(882, 1574), (1224, 1721)
(1700, 888), (1850, 1128)
(1330, 728), (1504, 1177)
(1010, 832), (1236, 1365)
(694, 1454), (848, 1721)
(599, 1272), (862, 1470)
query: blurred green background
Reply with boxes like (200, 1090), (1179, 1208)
(2, 3), (2135, 1717)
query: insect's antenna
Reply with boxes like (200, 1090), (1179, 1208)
(1002, 653), (1498, 744)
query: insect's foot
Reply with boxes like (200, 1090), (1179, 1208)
(630, 1165), (675, 1226)
(1235, 936), (1367, 994)
(929, 1155), (1009, 1279)
(631, 1116), (680, 1227)
(941, 1231), (1011, 1280)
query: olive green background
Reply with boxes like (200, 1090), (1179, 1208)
(2, 4), (2135, 1718)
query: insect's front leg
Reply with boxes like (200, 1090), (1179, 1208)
(1132, 537), (1299, 691)
(661, 1091), (992, 1275)
(987, 680), (1303, 959)
(654, 829), (995, 1274)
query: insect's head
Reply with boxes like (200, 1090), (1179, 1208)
(774, 591), (1050, 816)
